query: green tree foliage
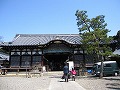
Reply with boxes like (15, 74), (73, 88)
(75, 10), (112, 59)
(111, 30), (120, 57)
(75, 10), (113, 78)
(114, 30), (120, 45)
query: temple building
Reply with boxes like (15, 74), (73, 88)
(0, 34), (96, 71)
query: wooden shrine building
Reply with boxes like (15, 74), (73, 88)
(0, 34), (94, 71)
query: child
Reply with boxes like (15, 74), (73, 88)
(71, 68), (76, 81)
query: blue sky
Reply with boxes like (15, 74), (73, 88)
(0, 0), (120, 42)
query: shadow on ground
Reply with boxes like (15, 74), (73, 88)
(105, 76), (120, 90)
(107, 86), (120, 90)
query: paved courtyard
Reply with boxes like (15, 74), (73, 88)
(0, 76), (50, 90)
(76, 76), (120, 90)
(0, 72), (120, 90)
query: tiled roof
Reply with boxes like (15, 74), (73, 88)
(1, 34), (82, 46)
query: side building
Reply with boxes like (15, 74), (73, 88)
(0, 34), (94, 71)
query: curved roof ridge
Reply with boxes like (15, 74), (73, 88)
(15, 34), (79, 36)
(1, 34), (82, 46)
(12, 34), (21, 42)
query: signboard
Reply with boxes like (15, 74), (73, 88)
(67, 61), (74, 71)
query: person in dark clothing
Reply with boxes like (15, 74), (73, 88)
(63, 63), (69, 82)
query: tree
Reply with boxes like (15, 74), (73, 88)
(114, 30), (120, 47)
(75, 10), (113, 78)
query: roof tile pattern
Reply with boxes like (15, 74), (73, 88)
(2, 34), (82, 46)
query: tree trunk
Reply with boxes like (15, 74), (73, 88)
(99, 56), (104, 79)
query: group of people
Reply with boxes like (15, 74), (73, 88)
(63, 63), (76, 82)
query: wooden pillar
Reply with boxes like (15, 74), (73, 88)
(9, 48), (11, 68)
(83, 49), (86, 67)
(40, 49), (44, 73)
(20, 48), (22, 67)
(30, 51), (33, 67)
(41, 49), (43, 66)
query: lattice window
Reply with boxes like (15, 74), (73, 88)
(74, 55), (83, 61)
(10, 56), (20, 67)
(74, 55), (84, 64)
(32, 56), (41, 66)
(21, 56), (31, 67)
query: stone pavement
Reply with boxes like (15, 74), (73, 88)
(0, 76), (50, 90)
(1, 71), (119, 90)
(48, 73), (86, 90)
(0, 71), (86, 90)
(76, 76), (120, 90)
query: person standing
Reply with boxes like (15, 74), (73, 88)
(63, 63), (69, 82)
(71, 68), (76, 81)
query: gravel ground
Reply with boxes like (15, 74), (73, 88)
(76, 76), (120, 90)
(0, 76), (51, 90)
(0, 72), (120, 90)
